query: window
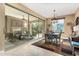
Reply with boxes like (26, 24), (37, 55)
(52, 19), (64, 32)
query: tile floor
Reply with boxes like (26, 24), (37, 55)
(0, 38), (62, 56)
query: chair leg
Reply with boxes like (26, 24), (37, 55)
(72, 47), (75, 56)
(56, 38), (58, 44)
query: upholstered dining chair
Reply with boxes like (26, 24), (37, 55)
(46, 34), (55, 43)
(57, 31), (62, 44)
(69, 36), (79, 56)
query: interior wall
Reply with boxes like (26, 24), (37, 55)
(75, 8), (79, 21)
(64, 14), (75, 37)
(45, 18), (51, 33)
(0, 4), (5, 51)
(74, 8), (79, 35)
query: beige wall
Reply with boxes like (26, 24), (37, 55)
(0, 4), (5, 51)
(75, 8), (79, 19)
(62, 8), (79, 37)
(74, 8), (79, 35)
(46, 18), (52, 33)
(64, 14), (75, 37)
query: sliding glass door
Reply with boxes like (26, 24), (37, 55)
(38, 19), (45, 38)
(5, 4), (45, 50)
(32, 21), (39, 39)
(5, 4), (29, 50)
(29, 15), (45, 39)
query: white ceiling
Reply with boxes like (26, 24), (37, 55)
(22, 3), (79, 18)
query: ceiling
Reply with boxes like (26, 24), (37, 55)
(22, 3), (79, 18)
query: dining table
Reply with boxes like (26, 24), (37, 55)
(45, 32), (60, 44)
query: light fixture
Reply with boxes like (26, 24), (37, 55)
(51, 9), (57, 20)
(51, 10), (58, 24)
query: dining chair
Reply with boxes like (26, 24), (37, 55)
(45, 34), (54, 43)
(56, 31), (62, 44)
(60, 37), (75, 56)
(69, 36), (79, 56)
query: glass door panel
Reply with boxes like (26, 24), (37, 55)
(29, 15), (39, 39)
(38, 19), (45, 38)
(5, 4), (29, 50)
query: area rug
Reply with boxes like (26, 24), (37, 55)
(32, 39), (74, 56)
